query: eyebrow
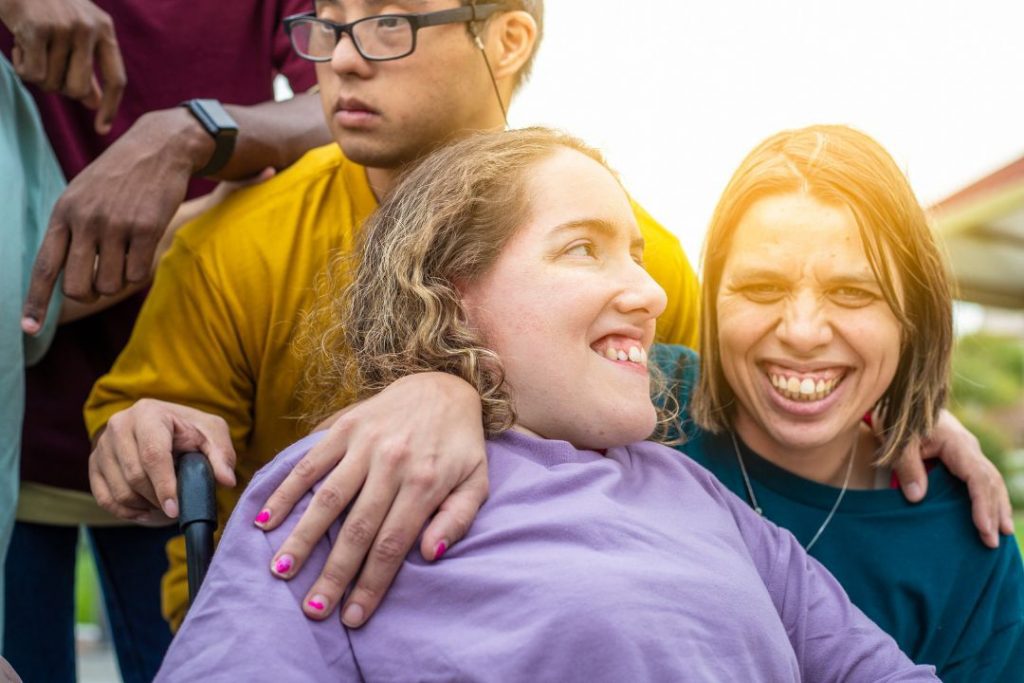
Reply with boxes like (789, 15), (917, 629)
(551, 218), (645, 252)
(729, 265), (880, 286)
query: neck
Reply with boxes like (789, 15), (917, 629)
(361, 113), (508, 202)
(365, 166), (399, 201)
(733, 413), (878, 489)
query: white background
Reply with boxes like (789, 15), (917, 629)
(510, 0), (1024, 267)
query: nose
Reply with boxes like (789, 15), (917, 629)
(329, 29), (373, 77)
(776, 289), (832, 353)
(614, 260), (668, 322)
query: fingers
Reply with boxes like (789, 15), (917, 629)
(22, 221), (71, 334)
(189, 415), (237, 489)
(258, 422), (351, 531)
(89, 401), (237, 521)
(104, 409), (161, 509)
(130, 413), (181, 518)
(966, 472), (1002, 550)
(93, 235), (127, 296)
(419, 463), (489, 561)
(62, 28), (97, 101)
(63, 221), (100, 301)
(12, 23), (47, 83)
(82, 74), (103, 111)
(268, 452), (368, 584)
(330, 483), (430, 628)
(42, 29), (72, 92)
(124, 229), (160, 284)
(89, 431), (157, 520)
(893, 438), (927, 503)
(291, 467), (401, 626)
(999, 486), (1015, 537)
(93, 32), (125, 135)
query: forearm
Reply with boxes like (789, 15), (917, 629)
(153, 92), (329, 181)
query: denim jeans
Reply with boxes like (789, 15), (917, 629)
(3, 521), (177, 683)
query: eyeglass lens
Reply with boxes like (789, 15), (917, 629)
(290, 16), (415, 60)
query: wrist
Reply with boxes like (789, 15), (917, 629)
(415, 372), (482, 410)
(143, 108), (216, 176)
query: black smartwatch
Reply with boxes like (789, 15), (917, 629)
(181, 99), (239, 177)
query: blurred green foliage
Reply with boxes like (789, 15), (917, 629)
(952, 333), (1024, 407)
(950, 333), (1024, 508)
(76, 538), (101, 624)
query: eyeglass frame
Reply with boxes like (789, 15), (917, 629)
(283, 3), (503, 63)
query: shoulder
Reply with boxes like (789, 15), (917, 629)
(627, 439), (731, 498)
(175, 144), (367, 255)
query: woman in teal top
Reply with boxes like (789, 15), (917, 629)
(657, 125), (1023, 681)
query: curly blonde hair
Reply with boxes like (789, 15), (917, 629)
(300, 128), (606, 435)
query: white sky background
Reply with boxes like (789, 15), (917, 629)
(509, 0), (1024, 269)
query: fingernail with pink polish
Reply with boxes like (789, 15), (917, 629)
(434, 540), (448, 561)
(307, 595), (327, 612)
(254, 509), (271, 527)
(273, 554), (293, 576)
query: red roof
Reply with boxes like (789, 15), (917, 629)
(930, 155), (1024, 214)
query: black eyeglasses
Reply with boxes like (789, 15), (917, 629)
(284, 4), (501, 62)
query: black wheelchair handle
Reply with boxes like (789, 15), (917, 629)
(176, 451), (218, 606)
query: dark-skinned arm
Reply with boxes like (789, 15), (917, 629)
(22, 91), (330, 330)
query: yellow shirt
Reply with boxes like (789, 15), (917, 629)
(84, 143), (701, 630)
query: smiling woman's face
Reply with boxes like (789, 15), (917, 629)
(717, 192), (902, 461)
(460, 148), (668, 449)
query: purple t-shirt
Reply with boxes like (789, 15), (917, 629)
(0, 0), (315, 492)
(157, 431), (936, 682)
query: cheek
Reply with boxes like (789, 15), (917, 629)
(464, 274), (547, 355)
(716, 297), (770, 361)
(850, 313), (903, 382)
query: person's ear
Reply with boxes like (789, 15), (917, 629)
(484, 11), (538, 86)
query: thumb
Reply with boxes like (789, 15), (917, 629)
(419, 465), (489, 561)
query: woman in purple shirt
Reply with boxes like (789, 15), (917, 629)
(156, 128), (934, 681)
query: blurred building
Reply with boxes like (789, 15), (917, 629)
(931, 154), (1024, 313)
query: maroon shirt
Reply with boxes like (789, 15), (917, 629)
(2, 0), (316, 491)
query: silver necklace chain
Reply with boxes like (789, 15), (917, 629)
(730, 431), (856, 552)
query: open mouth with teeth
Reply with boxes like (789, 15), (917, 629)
(591, 335), (649, 368)
(766, 367), (846, 402)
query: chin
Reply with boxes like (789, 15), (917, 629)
(764, 419), (845, 452)
(583, 406), (659, 450)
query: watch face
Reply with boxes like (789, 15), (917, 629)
(190, 99), (239, 135)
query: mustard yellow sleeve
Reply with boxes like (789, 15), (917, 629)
(84, 233), (256, 452)
(631, 200), (702, 348)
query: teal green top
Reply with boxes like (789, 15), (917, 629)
(0, 54), (64, 644)
(653, 344), (1024, 681)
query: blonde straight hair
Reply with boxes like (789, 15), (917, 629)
(692, 124), (953, 465)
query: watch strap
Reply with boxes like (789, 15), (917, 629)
(181, 99), (239, 177)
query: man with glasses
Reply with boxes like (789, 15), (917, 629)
(85, 0), (702, 633)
